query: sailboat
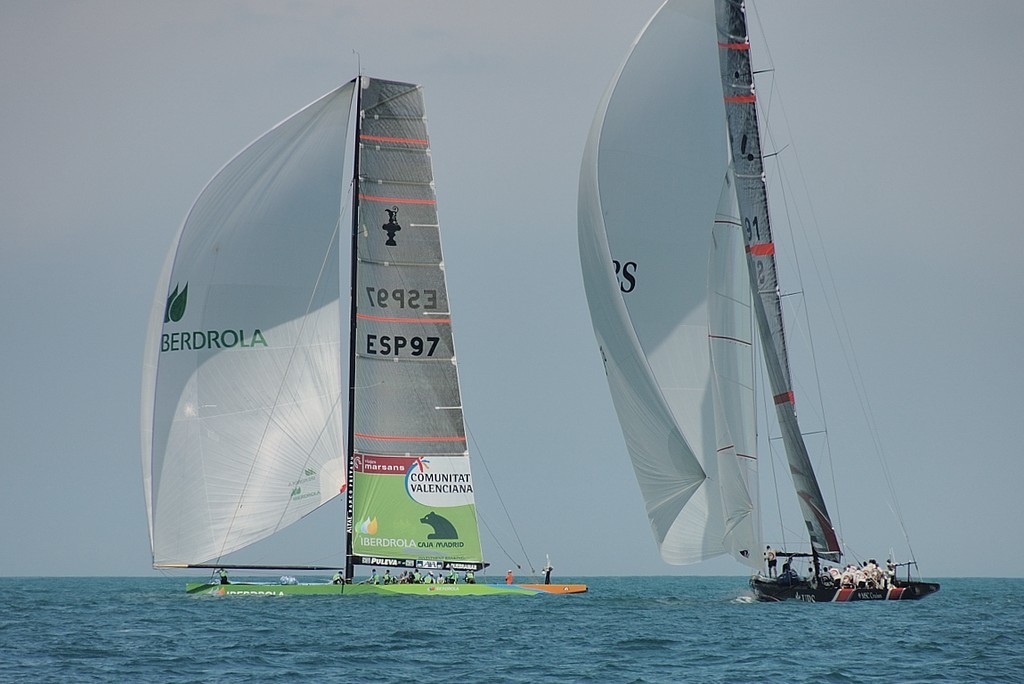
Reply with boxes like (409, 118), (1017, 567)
(141, 76), (585, 596)
(577, 0), (938, 602)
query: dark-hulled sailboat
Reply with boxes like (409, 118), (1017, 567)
(577, 0), (937, 602)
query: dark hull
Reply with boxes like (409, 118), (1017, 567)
(750, 575), (940, 603)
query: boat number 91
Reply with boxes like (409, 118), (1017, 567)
(744, 217), (769, 288)
(366, 335), (440, 357)
(613, 259), (637, 293)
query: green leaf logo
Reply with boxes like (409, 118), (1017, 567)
(164, 282), (188, 323)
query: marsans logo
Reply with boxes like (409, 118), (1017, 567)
(165, 282), (188, 322)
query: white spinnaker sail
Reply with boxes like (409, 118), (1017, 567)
(141, 83), (354, 566)
(579, 0), (760, 567)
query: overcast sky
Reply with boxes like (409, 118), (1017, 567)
(2, 1), (1021, 579)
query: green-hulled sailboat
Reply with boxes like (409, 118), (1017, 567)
(141, 76), (585, 597)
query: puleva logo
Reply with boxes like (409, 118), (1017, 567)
(164, 282), (188, 323)
(360, 517), (378, 535)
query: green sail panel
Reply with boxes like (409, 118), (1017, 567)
(351, 454), (483, 565)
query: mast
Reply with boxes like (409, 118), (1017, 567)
(344, 76), (363, 583)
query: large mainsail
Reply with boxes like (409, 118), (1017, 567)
(141, 83), (355, 566)
(347, 78), (484, 571)
(578, 0), (760, 568)
(715, 0), (841, 559)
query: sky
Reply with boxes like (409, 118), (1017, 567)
(2, 1), (1022, 579)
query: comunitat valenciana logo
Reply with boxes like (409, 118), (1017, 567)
(160, 281), (269, 353)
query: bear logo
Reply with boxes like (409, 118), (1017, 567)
(420, 511), (458, 540)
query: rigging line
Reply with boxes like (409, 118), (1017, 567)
(750, 4), (848, 547)
(756, 332), (789, 553)
(752, 9), (913, 557)
(758, 104), (846, 547)
(465, 420), (534, 573)
(476, 510), (523, 571)
(769, 98), (915, 565)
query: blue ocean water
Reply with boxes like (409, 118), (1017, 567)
(1, 576), (1020, 683)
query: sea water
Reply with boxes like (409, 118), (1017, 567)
(1, 576), (1020, 683)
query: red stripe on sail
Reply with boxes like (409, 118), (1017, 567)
(717, 41), (750, 50)
(798, 491), (842, 554)
(773, 391), (795, 405)
(355, 432), (466, 443)
(359, 194), (436, 205)
(746, 243), (775, 256)
(725, 94), (756, 104)
(357, 313), (450, 324)
(360, 134), (428, 146)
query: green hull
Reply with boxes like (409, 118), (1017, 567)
(186, 582), (555, 596)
